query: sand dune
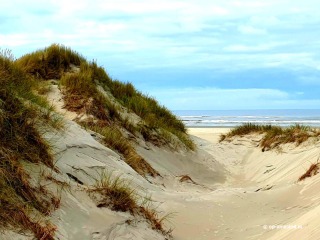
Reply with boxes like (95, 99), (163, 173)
(3, 122), (319, 239)
(169, 128), (320, 240)
(42, 126), (320, 240)
(3, 45), (319, 240)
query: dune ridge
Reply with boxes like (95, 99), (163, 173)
(1, 45), (320, 240)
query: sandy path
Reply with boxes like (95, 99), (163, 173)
(158, 128), (320, 240)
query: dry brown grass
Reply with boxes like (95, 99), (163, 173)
(299, 163), (320, 181)
(16, 44), (85, 79)
(221, 123), (320, 151)
(137, 205), (172, 235)
(179, 175), (196, 184)
(83, 123), (159, 177)
(1, 51), (59, 239)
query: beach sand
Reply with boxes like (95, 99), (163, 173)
(5, 117), (320, 240)
(46, 126), (320, 240)
(163, 127), (320, 240)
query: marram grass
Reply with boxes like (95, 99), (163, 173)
(221, 123), (320, 151)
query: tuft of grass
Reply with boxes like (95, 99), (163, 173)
(222, 123), (273, 137)
(89, 172), (137, 212)
(299, 163), (319, 181)
(83, 123), (159, 177)
(179, 175), (196, 184)
(221, 123), (319, 151)
(16, 43), (85, 79)
(88, 171), (172, 236)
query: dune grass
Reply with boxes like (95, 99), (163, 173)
(60, 62), (120, 122)
(16, 44), (85, 79)
(82, 122), (159, 177)
(0, 52), (60, 239)
(17, 44), (193, 150)
(221, 123), (320, 151)
(298, 163), (319, 181)
(88, 61), (191, 148)
(58, 60), (159, 177)
(15, 43), (193, 178)
(100, 80), (194, 150)
(88, 171), (171, 235)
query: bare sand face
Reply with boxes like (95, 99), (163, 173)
(162, 127), (320, 240)
(187, 127), (230, 143)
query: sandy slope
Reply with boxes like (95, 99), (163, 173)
(4, 93), (320, 240)
(32, 126), (320, 240)
(169, 128), (320, 240)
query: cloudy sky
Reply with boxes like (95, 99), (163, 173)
(1, 0), (320, 110)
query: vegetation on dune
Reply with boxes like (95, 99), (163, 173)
(299, 163), (319, 181)
(220, 123), (320, 151)
(16, 43), (85, 79)
(0, 52), (60, 239)
(88, 171), (172, 236)
(83, 122), (159, 177)
(17, 44), (193, 175)
(78, 59), (193, 149)
(0, 44), (192, 238)
(17, 44), (194, 150)
(59, 61), (158, 177)
(100, 80), (195, 150)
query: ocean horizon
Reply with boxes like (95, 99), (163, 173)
(173, 109), (320, 128)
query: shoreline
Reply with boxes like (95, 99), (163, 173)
(186, 125), (320, 129)
(185, 125), (236, 128)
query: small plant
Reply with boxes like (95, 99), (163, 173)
(179, 175), (196, 184)
(88, 171), (172, 236)
(89, 172), (137, 212)
(299, 163), (319, 181)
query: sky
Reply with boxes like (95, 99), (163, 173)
(1, 0), (320, 110)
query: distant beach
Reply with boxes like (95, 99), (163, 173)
(174, 109), (320, 128)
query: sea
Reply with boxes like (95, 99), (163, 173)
(173, 109), (320, 128)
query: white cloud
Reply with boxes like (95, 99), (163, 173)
(1, 0), (320, 110)
(237, 25), (267, 35)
